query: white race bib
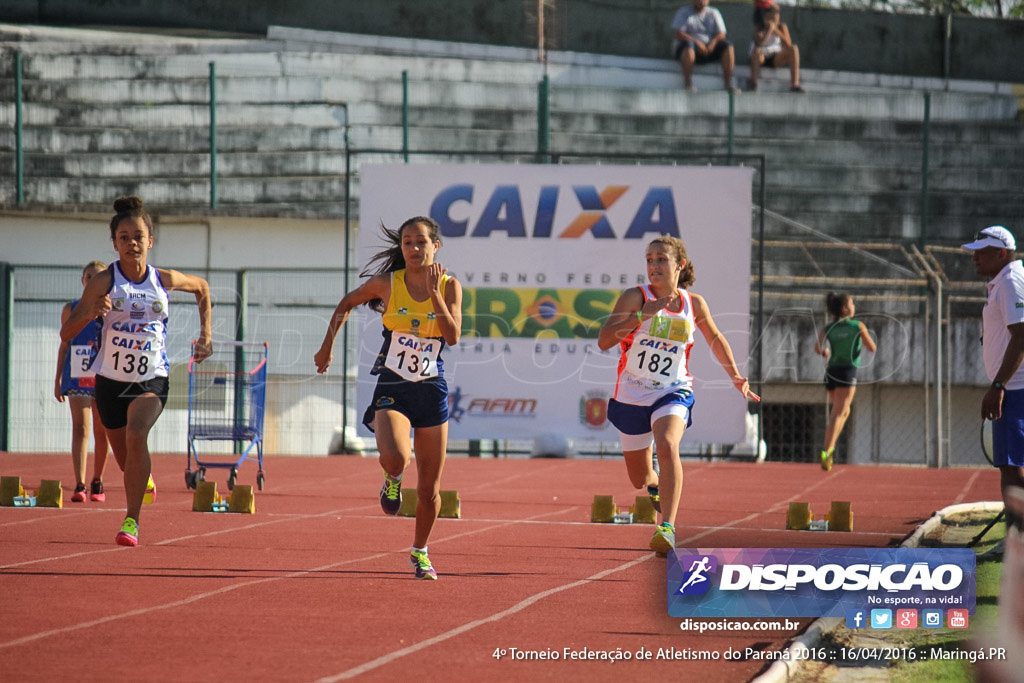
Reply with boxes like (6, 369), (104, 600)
(100, 334), (158, 382)
(385, 333), (441, 382)
(69, 345), (96, 379)
(623, 332), (687, 391)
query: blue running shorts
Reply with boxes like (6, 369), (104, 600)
(992, 388), (1024, 468)
(608, 391), (695, 451)
(362, 369), (449, 432)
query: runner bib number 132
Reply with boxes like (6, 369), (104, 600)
(385, 333), (441, 382)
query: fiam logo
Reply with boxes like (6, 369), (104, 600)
(448, 386), (538, 423)
(676, 554), (719, 596)
(429, 184), (680, 239)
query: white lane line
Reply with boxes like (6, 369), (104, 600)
(0, 508), (569, 650)
(310, 473), (845, 682)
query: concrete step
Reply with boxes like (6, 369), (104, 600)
(0, 23), (283, 54)
(267, 26), (1017, 98)
(352, 101), (1024, 146)
(342, 124), (1024, 170)
(17, 152), (348, 177)
(0, 126), (348, 154)
(1, 176), (347, 206)
(0, 102), (346, 128)
(4, 51), (1017, 122)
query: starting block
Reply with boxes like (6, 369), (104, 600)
(397, 490), (461, 518)
(826, 501), (853, 532)
(591, 494), (659, 524)
(192, 480), (220, 512)
(191, 481), (255, 513)
(786, 501), (854, 531)
(36, 480), (63, 508)
(786, 502), (813, 530)
(591, 494), (618, 523)
(1, 476), (26, 506)
(630, 496), (658, 524)
(228, 485), (256, 514)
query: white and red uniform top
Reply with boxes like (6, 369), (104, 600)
(613, 285), (696, 406)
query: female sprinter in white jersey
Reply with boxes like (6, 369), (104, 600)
(598, 235), (759, 555)
(314, 216), (462, 580)
(61, 196), (212, 547)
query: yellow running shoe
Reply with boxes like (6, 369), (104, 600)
(820, 450), (833, 472)
(143, 474), (157, 504)
(649, 522), (675, 557)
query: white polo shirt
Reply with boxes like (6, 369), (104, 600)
(982, 259), (1024, 389)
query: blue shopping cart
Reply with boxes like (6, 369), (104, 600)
(185, 341), (268, 491)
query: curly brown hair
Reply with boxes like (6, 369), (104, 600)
(648, 235), (695, 289)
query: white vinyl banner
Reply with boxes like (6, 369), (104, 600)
(358, 164), (753, 444)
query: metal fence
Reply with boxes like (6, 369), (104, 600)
(0, 153), (994, 466)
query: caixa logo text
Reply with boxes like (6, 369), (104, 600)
(430, 184), (680, 239)
(715, 562), (964, 592)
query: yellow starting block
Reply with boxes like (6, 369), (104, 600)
(786, 502), (813, 530)
(228, 485), (256, 514)
(590, 495), (619, 523)
(398, 490), (461, 518)
(630, 495), (658, 524)
(36, 480), (63, 508)
(1, 476), (26, 506)
(192, 480), (220, 512)
(826, 501), (853, 532)
(191, 481), (255, 514)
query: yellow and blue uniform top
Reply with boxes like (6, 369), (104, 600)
(382, 269), (452, 338)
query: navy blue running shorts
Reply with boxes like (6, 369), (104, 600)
(362, 369), (449, 431)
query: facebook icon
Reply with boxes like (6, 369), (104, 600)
(845, 609), (866, 629)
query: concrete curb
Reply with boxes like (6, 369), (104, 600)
(751, 500), (1004, 683)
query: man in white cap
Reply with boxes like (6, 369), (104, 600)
(964, 224), (1024, 558)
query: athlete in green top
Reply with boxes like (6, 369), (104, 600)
(814, 292), (876, 471)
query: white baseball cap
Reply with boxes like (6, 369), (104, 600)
(962, 225), (1016, 251)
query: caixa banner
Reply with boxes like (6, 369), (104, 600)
(667, 548), (976, 618)
(359, 163), (754, 443)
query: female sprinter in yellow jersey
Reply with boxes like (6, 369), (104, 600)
(598, 236), (759, 555)
(315, 216), (462, 580)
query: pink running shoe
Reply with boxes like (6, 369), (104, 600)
(71, 484), (87, 503)
(89, 478), (105, 502)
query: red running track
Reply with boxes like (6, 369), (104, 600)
(0, 452), (1000, 682)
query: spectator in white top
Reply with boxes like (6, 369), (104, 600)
(749, 4), (804, 92)
(671, 0), (739, 93)
(963, 224), (1024, 560)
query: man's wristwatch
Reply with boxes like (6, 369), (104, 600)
(992, 381), (1005, 391)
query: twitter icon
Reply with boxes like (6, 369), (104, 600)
(870, 609), (892, 629)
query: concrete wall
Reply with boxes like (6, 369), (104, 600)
(3, 0), (1022, 81)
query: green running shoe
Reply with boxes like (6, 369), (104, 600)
(115, 517), (139, 547)
(410, 549), (437, 580)
(649, 522), (675, 557)
(820, 449), (833, 472)
(646, 485), (661, 513)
